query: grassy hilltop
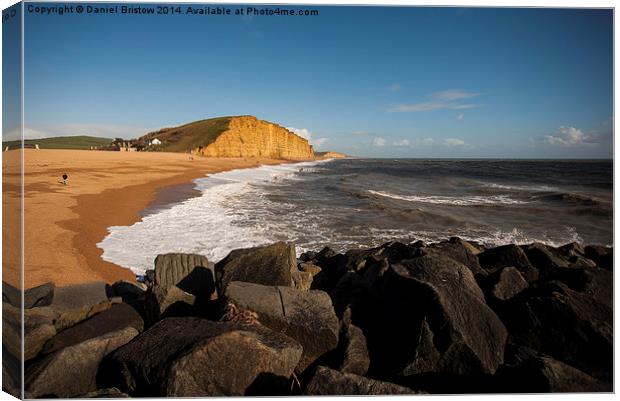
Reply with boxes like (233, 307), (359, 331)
(136, 117), (232, 152)
(3, 136), (113, 150)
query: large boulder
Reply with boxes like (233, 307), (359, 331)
(497, 344), (610, 392)
(225, 281), (339, 372)
(304, 366), (413, 395)
(3, 302), (57, 361)
(144, 285), (196, 323)
(478, 244), (539, 283)
(25, 326), (139, 398)
(100, 317), (302, 396)
(145, 253), (216, 322)
(41, 303), (144, 355)
(3, 282), (55, 309)
(371, 255), (507, 377)
(215, 242), (301, 295)
(584, 245), (613, 270)
(426, 238), (487, 279)
(49, 282), (120, 331)
(154, 253), (215, 297)
(487, 266), (529, 302)
(501, 282), (612, 381)
(338, 308), (370, 376)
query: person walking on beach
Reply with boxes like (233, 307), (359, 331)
(61, 173), (68, 185)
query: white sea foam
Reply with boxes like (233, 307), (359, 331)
(368, 190), (527, 205)
(97, 159), (334, 275)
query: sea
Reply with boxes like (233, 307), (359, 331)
(97, 159), (613, 276)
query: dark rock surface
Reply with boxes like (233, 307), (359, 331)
(25, 326), (139, 398)
(478, 244), (539, 283)
(100, 317), (302, 396)
(41, 303), (144, 355)
(497, 344), (610, 392)
(304, 366), (414, 395)
(16, 239), (612, 397)
(488, 266), (529, 302)
(215, 242), (298, 295)
(225, 281), (339, 372)
(372, 255), (507, 377)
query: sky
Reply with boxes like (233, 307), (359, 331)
(4, 4), (614, 158)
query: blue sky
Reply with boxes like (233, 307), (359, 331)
(6, 4), (614, 158)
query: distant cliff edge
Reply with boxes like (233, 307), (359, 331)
(138, 116), (317, 161)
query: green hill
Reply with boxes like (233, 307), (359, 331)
(2, 136), (114, 150)
(137, 117), (232, 152)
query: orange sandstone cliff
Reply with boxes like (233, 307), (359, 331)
(139, 116), (315, 161)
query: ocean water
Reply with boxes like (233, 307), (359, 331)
(98, 159), (613, 275)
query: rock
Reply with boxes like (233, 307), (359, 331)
(497, 344), (610, 392)
(225, 281), (339, 372)
(78, 387), (130, 398)
(108, 280), (146, 301)
(292, 270), (313, 291)
(478, 244), (539, 283)
(584, 245), (612, 270)
(215, 242), (299, 295)
(154, 253), (215, 297)
(502, 282), (612, 381)
(488, 266), (528, 302)
(42, 303), (144, 355)
(522, 243), (569, 271)
(2, 345), (22, 398)
(559, 242), (586, 257)
(25, 326), (139, 398)
(372, 255), (507, 377)
(299, 250), (317, 262)
(298, 262), (322, 277)
(3, 281), (55, 309)
(338, 308), (370, 376)
(304, 366), (413, 395)
(50, 282), (119, 331)
(144, 285), (196, 322)
(581, 268), (612, 308)
(426, 238), (487, 279)
(101, 317), (302, 396)
(3, 302), (57, 361)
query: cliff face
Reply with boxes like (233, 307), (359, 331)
(195, 116), (314, 160)
(316, 151), (347, 159)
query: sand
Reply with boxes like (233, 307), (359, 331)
(2, 149), (287, 289)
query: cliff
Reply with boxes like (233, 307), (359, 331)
(315, 151), (348, 159)
(138, 116), (315, 161)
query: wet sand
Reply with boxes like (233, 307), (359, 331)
(3, 149), (286, 289)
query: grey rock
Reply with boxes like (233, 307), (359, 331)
(225, 281), (339, 372)
(42, 303), (144, 355)
(3, 281), (55, 309)
(215, 242), (298, 295)
(154, 253), (215, 297)
(489, 266), (529, 302)
(144, 285), (196, 322)
(102, 317), (302, 396)
(478, 244), (539, 283)
(304, 366), (414, 395)
(25, 326), (139, 398)
(339, 308), (370, 376)
(375, 256), (507, 377)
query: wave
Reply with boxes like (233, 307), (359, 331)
(98, 159), (334, 275)
(368, 190), (527, 206)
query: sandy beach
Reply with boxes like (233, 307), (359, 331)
(2, 149), (286, 289)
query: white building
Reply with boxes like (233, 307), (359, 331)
(150, 138), (162, 146)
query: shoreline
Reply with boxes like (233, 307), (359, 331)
(19, 149), (296, 289)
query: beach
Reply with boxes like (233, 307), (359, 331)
(3, 149), (286, 289)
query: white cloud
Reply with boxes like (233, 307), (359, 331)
(544, 126), (596, 147)
(287, 127), (329, 147)
(393, 139), (411, 146)
(314, 137), (329, 147)
(443, 138), (466, 147)
(457, 113), (465, 121)
(431, 89), (479, 101)
(388, 83), (401, 92)
(373, 137), (386, 147)
(388, 89), (480, 113)
(417, 137), (435, 146)
(287, 127), (312, 141)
